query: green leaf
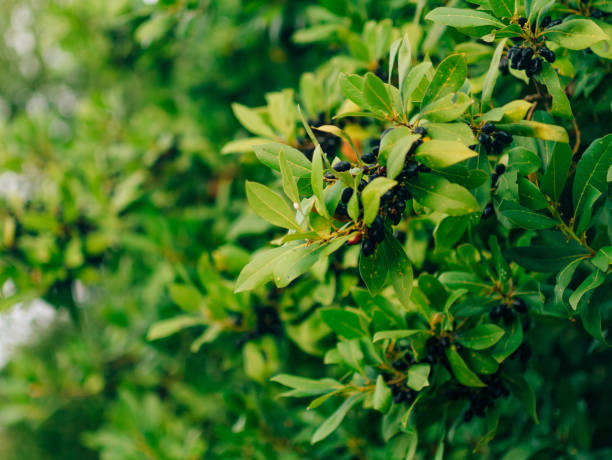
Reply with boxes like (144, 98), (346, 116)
(373, 375), (392, 413)
(339, 73), (368, 108)
(386, 231), (414, 309)
(491, 317), (523, 363)
(231, 103), (276, 138)
(364, 72), (394, 115)
(541, 141), (572, 202)
(362, 177), (397, 225)
(425, 8), (504, 29)
(526, 0), (554, 23)
(501, 199), (552, 230)
(495, 121), (569, 143)
(320, 308), (369, 339)
(273, 243), (325, 287)
(572, 135), (612, 224)
(439, 271), (489, 291)
(581, 295), (612, 346)
(591, 246), (612, 272)
(168, 283), (205, 312)
(253, 142), (312, 177)
(422, 54), (467, 108)
(407, 175), (479, 216)
(481, 39), (506, 109)
(266, 89), (296, 138)
(479, 100), (534, 123)
(508, 147), (542, 175)
(235, 245), (295, 292)
(379, 127), (419, 178)
(432, 164), (489, 189)
(464, 350), (500, 375)
(246, 181), (301, 230)
(545, 18), (608, 50)
(569, 270), (606, 311)
(359, 238), (390, 295)
(401, 62), (432, 104)
(415, 140), (477, 168)
(457, 324), (505, 350)
(190, 324), (223, 352)
(406, 364), (431, 391)
(420, 92), (472, 122)
(506, 245), (589, 272)
(311, 393), (365, 444)
(574, 185), (602, 235)
(222, 137), (269, 154)
(271, 374), (342, 397)
(398, 34), (412, 92)
(434, 216), (469, 251)
(518, 177), (548, 210)
(489, 0), (515, 18)
(147, 316), (205, 341)
(312, 147), (329, 218)
(446, 346), (486, 387)
(422, 122), (477, 145)
(279, 150), (300, 204)
(373, 330), (427, 342)
(538, 64), (572, 119)
(554, 257), (584, 306)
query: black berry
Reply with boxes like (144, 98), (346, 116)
(362, 152), (377, 164)
(361, 239), (376, 257)
(413, 126), (427, 136)
(495, 164), (506, 175)
(496, 130), (513, 145)
(478, 133), (491, 146)
(539, 46), (555, 63)
(482, 122), (495, 134)
(341, 187), (353, 203)
(333, 161), (351, 172)
(517, 17), (527, 28)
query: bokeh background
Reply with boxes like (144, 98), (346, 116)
(0, 1), (405, 458)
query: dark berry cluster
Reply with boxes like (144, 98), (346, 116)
(424, 336), (452, 364)
(501, 16), (558, 78)
(477, 122), (513, 154)
(452, 374), (510, 421)
(381, 347), (419, 405)
(333, 126), (430, 257)
(391, 382), (417, 404)
(489, 297), (528, 325)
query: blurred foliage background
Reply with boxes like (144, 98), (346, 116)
(0, 0), (611, 459)
(0, 1), (406, 458)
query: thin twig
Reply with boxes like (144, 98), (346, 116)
(572, 118), (581, 154)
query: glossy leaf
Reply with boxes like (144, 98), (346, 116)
(246, 181), (301, 230)
(446, 346), (486, 387)
(407, 175), (479, 216)
(311, 393), (365, 444)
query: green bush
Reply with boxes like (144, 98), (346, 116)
(1, 1), (611, 459)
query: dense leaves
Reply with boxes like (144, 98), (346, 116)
(0, 0), (611, 459)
